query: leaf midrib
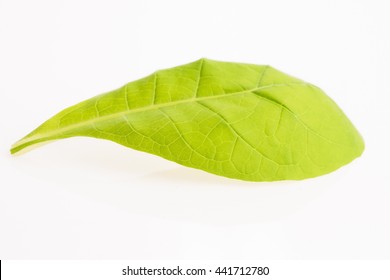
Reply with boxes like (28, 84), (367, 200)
(12, 82), (307, 149)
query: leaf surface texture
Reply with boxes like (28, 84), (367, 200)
(12, 59), (364, 181)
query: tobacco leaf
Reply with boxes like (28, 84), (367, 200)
(11, 59), (364, 181)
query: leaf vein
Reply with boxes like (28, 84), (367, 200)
(196, 101), (281, 166)
(13, 82), (307, 148)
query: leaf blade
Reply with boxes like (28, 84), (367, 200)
(11, 59), (364, 181)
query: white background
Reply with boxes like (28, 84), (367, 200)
(0, 0), (389, 260)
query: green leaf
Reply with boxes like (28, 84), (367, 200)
(11, 59), (364, 181)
